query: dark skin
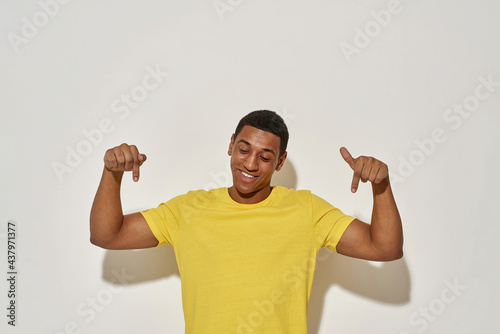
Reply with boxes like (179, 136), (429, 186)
(90, 126), (403, 261)
(227, 125), (287, 204)
(336, 147), (403, 261)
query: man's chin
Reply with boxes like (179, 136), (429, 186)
(234, 186), (257, 197)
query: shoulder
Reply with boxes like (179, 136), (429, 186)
(273, 187), (338, 209)
(271, 186), (313, 203)
(155, 189), (220, 212)
(182, 187), (228, 204)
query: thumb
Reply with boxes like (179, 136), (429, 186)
(138, 154), (147, 165)
(340, 147), (355, 170)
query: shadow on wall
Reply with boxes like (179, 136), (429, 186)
(101, 159), (410, 332)
(271, 156), (298, 189)
(307, 252), (410, 334)
(102, 246), (180, 284)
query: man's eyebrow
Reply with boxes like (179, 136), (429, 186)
(237, 139), (276, 155)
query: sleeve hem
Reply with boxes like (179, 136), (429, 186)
(329, 216), (356, 253)
(139, 210), (166, 247)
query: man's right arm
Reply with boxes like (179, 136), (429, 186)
(89, 143), (159, 250)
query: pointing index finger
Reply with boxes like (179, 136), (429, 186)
(130, 145), (142, 182)
(350, 158), (364, 193)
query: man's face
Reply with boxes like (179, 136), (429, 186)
(227, 125), (287, 204)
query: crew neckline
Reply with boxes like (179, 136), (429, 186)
(223, 186), (278, 207)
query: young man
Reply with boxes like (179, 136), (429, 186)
(90, 110), (403, 333)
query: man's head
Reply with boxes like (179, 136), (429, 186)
(227, 110), (289, 204)
(233, 110), (289, 157)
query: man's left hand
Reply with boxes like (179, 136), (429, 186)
(340, 147), (389, 193)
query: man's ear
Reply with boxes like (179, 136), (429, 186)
(275, 152), (287, 171)
(228, 134), (235, 156)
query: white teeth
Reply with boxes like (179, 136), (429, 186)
(241, 171), (255, 178)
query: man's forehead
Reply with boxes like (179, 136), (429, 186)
(234, 126), (280, 154)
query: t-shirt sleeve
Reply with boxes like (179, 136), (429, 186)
(139, 194), (184, 247)
(312, 193), (356, 253)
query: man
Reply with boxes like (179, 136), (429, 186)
(90, 110), (403, 333)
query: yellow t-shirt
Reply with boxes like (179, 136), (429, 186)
(140, 186), (355, 334)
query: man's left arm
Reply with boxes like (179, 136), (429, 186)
(336, 147), (403, 261)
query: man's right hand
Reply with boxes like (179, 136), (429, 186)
(104, 143), (147, 182)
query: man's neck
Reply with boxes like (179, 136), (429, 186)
(227, 186), (273, 204)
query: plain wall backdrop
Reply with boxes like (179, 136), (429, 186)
(1, 0), (499, 333)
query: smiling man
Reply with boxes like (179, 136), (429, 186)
(227, 114), (288, 204)
(90, 110), (403, 334)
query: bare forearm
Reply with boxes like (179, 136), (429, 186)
(370, 178), (403, 259)
(89, 167), (125, 245)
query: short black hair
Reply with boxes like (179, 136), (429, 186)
(234, 110), (289, 157)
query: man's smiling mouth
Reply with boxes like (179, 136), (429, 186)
(241, 170), (257, 178)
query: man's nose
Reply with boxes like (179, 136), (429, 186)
(244, 153), (258, 171)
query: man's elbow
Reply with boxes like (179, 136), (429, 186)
(390, 248), (404, 261)
(90, 236), (105, 249)
(89, 234), (114, 250)
(380, 248), (404, 261)
(371, 241), (404, 261)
